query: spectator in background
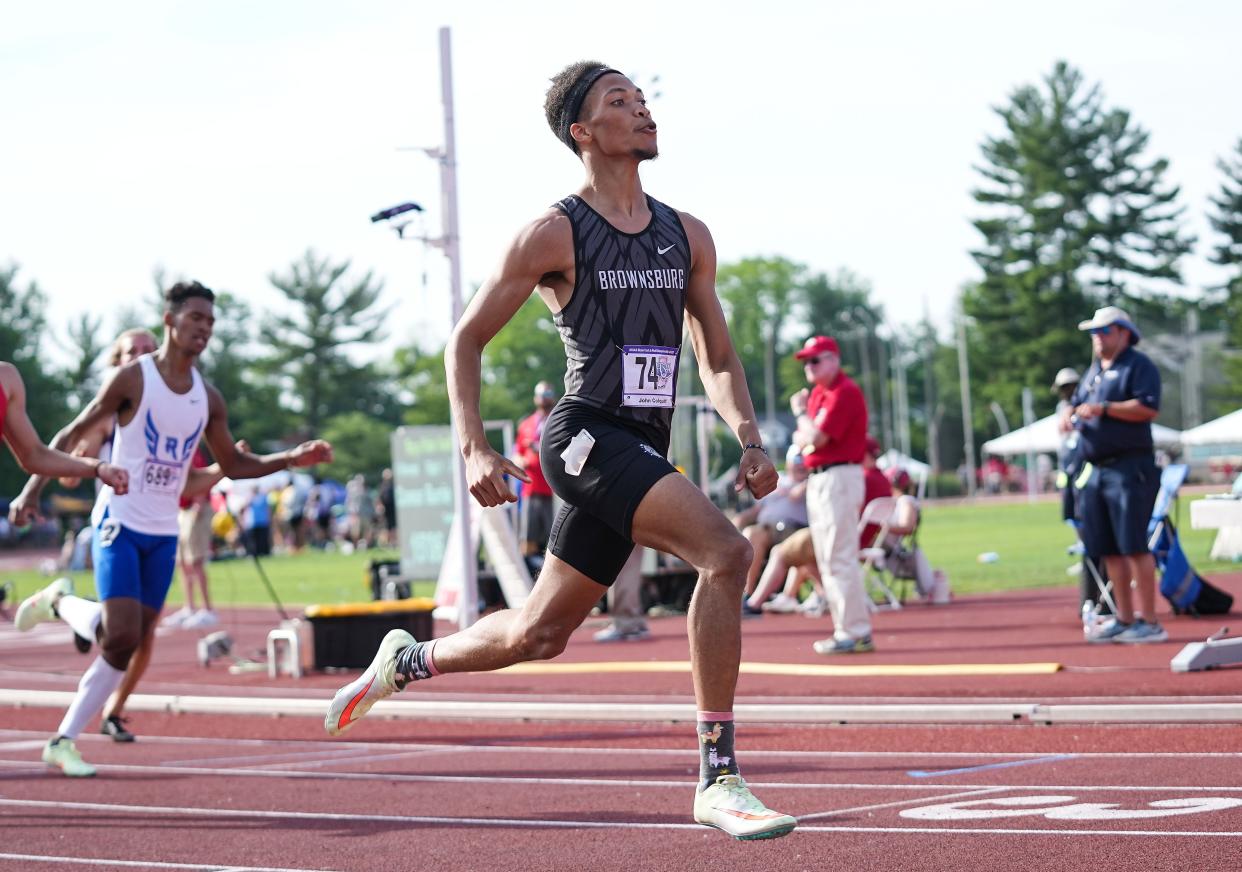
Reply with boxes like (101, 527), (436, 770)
(244, 486), (272, 557)
(860, 436), (890, 548)
(345, 474), (373, 548)
(593, 546), (651, 642)
(1061, 306), (1164, 643)
(377, 468), (396, 549)
(165, 446), (218, 630)
(733, 445), (808, 615)
(791, 335), (872, 655)
(515, 381), (557, 557)
(879, 467), (937, 600)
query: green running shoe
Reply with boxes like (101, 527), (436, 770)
(42, 738), (96, 777)
(15, 577), (73, 632)
(693, 774), (797, 840)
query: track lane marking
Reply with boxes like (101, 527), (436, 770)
(0, 853), (337, 871)
(909, 754), (1080, 778)
(3, 798), (1241, 838)
(2, 728), (1240, 760)
(0, 757), (1239, 793)
(800, 787), (1010, 821)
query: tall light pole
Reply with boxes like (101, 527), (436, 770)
(956, 309), (977, 498)
(387, 28), (476, 629)
(435, 27), (478, 630)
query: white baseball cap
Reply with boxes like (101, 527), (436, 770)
(1051, 367), (1080, 391)
(1077, 306), (1142, 344)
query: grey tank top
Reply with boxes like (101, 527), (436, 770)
(552, 194), (690, 440)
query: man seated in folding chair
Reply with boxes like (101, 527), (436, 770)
(858, 468), (935, 609)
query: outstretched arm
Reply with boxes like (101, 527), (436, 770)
(680, 213), (777, 500)
(201, 386), (333, 479)
(446, 211), (570, 507)
(6, 364), (131, 523)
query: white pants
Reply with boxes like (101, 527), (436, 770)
(606, 547), (647, 634)
(806, 465), (868, 641)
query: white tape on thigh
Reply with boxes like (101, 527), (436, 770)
(560, 429), (596, 477)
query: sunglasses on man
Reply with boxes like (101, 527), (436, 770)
(1088, 326), (1113, 336)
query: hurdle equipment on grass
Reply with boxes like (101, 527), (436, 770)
(266, 619), (311, 679)
(1170, 627), (1242, 673)
(197, 630), (233, 667)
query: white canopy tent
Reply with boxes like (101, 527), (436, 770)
(982, 414), (1182, 457)
(875, 449), (931, 498)
(1180, 408), (1242, 447)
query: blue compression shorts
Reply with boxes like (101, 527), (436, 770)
(92, 508), (179, 609)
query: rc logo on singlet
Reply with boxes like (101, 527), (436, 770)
(143, 411), (203, 462)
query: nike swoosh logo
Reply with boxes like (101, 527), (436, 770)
(657, 243), (676, 255)
(718, 808), (784, 820)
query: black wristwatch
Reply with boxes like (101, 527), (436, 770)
(1100, 401), (1110, 417)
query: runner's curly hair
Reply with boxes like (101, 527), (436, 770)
(164, 280), (215, 313)
(544, 60), (618, 154)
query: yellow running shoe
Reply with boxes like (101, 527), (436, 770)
(42, 738), (96, 777)
(693, 775), (797, 840)
(15, 577), (73, 632)
(324, 629), (415, 736)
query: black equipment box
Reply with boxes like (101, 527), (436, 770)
(305, 599), (436, 670)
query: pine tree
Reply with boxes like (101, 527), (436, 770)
(1087, 108), (1195, 323)
(966, 61), (1194, 426)
(1208, 138), (1242, 347)
(62, 312), (106, 412)
(261, 251), (391, 434)
(966, 62), (1100, 425)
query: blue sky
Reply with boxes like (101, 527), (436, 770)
(3, 1), (1239, 363)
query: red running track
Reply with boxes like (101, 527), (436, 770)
(1, 709), (1241, 871)
(2, 581), (1241, 870)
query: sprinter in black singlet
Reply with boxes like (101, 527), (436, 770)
(325, 62), (796, 841)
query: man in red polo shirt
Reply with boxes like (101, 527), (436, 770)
(514, 381), (557, 556)
(791, 335), (872, 654)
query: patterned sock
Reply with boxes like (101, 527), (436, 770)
(393, 640), (439, 686)
(697, 711), (738, 790)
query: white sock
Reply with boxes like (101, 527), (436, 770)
(56, 595), (102, 641)
(56, 656), (125, 740)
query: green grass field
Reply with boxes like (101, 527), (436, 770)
(2, 496), (1236, 610)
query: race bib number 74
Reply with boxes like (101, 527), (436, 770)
(622, 344), (678, 409)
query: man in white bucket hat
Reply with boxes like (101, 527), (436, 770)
(1059, 306), (1165, 643)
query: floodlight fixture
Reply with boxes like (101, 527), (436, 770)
(370, 202), (425, 224)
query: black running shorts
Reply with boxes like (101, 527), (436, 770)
(540, 399), (676, 586)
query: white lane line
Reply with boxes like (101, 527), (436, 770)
(1, 727), (1241, 760)
(159, 748), (371, 768)
(0, 740), (49, 751)
(0, 757), (1239, 793)
(0, 853), (337, 871)
(800, 787), (1009, 821)
(3, 798), (1241, 838)
(255, 749), (451, 771)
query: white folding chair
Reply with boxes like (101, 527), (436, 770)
(858, 497), (903, 611)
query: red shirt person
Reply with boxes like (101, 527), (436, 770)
(514, 381), (557, 555)
(791, 335), (872, 654)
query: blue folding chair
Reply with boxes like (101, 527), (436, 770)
(1147, 464), (1231, 616)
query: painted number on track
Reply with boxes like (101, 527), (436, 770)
(901, 795), (1242, 821)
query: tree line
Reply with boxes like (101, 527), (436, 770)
(3, 61), (1241, 500)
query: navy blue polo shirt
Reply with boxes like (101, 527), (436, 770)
(1070, 346), (1161, 462)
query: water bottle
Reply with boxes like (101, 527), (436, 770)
(1081, 600), (1095, 637)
